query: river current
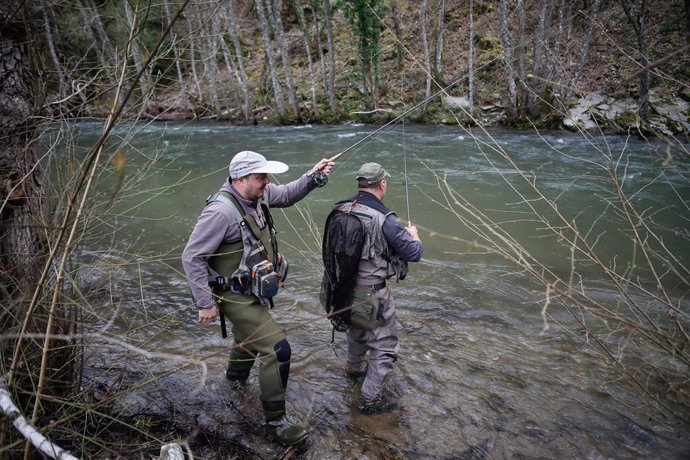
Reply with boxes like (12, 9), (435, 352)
(50, 121), (689, 458)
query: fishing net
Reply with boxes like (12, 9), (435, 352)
(320, 209), (365, 331)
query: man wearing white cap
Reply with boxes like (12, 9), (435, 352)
(182, 150), (333, 445)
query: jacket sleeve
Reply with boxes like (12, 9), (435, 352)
(263, 174), (316, 208)
(382, 214), (423, 262)
(181, 205), (234, 309)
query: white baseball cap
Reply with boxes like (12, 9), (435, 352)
(229, 150), (289, 179)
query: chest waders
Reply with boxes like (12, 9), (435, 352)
(204, 191), (307, 445)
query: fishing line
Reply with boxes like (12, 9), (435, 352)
(402, 87), (411, 226)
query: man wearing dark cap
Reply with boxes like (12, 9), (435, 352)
(182, 150), (334, 445)
(328, 162), (422, 413)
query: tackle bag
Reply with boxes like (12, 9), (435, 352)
(320, 208), (365, 331)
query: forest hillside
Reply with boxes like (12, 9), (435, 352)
(32, 0), (690, 134)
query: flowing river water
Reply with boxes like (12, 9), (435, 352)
(52, 121), (689, 458)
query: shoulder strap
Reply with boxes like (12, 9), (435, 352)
(207, 192), (280, 266)
(207, 191), (263, 241)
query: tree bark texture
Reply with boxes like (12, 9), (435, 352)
(433, 0), (445, 83)
(468, 0), (474, 114)
(0, 2), (47, 316)
(268, 0), (302, 122)
(163, 0), (186, 97)
(296, 4), (320, 121)
(499, 0), (518, 119)
(516, 0), (528, 115)
(323, 0), (339, 118)
(420, 0), (432, 112)
(124, 1), (152, 100)
(40, 0), (66, 97)
(528, 0), (552, 115)
(255, 0), (286, 120)
(566, 0), (602, 100)
(224, 2), (255, 123)
(620, 0), (650, 121)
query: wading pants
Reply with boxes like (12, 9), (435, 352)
(346, 286), (399, 400)
(218, 293), (291, 404)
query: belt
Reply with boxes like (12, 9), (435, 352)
(371, 281), (386, 291)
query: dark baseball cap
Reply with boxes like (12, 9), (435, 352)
(356, 162), (390, 184)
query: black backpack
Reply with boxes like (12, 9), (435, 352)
(320, 208), (365, 332)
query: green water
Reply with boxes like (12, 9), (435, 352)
(46, 121), (690, 458)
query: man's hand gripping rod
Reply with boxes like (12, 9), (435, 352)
(311, 152), (343, 186)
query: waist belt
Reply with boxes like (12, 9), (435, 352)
(371, 281), (386, 291)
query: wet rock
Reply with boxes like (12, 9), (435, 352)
(159, 443), (184, 460)
(563, 92), (690, 135)
(444, 95), (472, 110)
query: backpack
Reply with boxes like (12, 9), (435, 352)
(320, 208), (365, 332)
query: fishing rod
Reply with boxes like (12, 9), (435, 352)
(402, 115), (411, 227)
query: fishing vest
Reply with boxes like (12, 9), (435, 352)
(206, 191), (287, 305)
(333, 200), (408, 281)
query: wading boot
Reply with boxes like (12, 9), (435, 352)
(225, 367), (250, 390)
(345, 364), (367, 382)
(262, 400), (310, 445)
(357, 395), (398, 414)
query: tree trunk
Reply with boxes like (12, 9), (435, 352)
(40, 0), (66, 97)
(420, 0), (432, 113)
(685, 0), (690, 43)
(323, 0), (339, 118)
(550, 0), (566, 100)
(620, 0), (650, 121)
(217, 18), (244, 118)
(296, 4), (320, 121)
(204, 12), (223, 117)
(433, 0), (445, 83)
(468, 0), (474, 114)
(123, 1), (151, 100)
(499, 0), (518, 119)
(163, 0), (186, 98)
(0, 0), (47, 316)
(566, 0), (602, 100)
(312, 0), (329, 96)
(0, 0), (50, 404)
(391, 0), (403, 70)
(255, 0), (286, 121)
(269, 0), (302, 122)
(76, 0), (118, 89)
(224, 2), (255, 123)
(516, 0), (528, 116)
(186, 9), (203, 102)
(528, 0), (553, 115)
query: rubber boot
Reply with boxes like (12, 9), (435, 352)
(345, 364), (367, 382)
(226, 348), (255, 387)
(262, 400), (309, 445)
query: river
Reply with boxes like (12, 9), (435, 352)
(50, 121), (689, 458)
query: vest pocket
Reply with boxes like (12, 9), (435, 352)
(350, 285), (382, 330)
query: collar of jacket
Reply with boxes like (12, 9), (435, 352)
(337, 191), (392, 215)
